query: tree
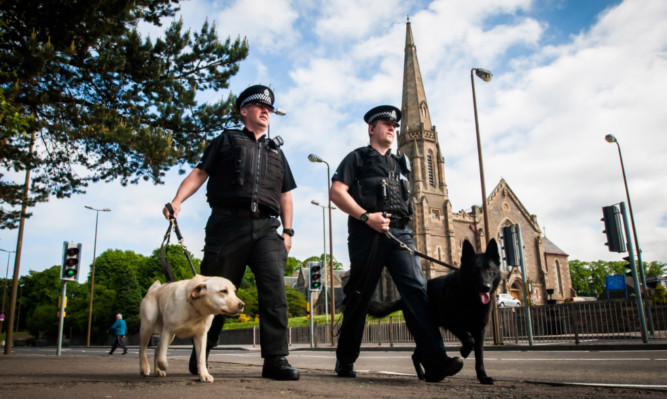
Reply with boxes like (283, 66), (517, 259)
(302, 254), (343, 270)
(142, 245), (202, 289)
(20, 266), (62, 339)
(285, 288), (307, 317)
(569, 259), (665, 297)
(92, 249), (144, 334)
(0, 0), (249, 229)
(236, 287), (258, 319)
(285, 257), (300, 276)
(646, 261), (666, 277)
(652, 284), (666, 305)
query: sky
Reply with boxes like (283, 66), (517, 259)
(2, 0), (667, 282)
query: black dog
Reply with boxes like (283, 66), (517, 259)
(369, 239), (501, 384)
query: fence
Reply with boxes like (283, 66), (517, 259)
(220, 299), (667, 348)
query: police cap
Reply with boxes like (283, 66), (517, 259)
(364, 105), (401, 126)
(236, 84), (275, 111)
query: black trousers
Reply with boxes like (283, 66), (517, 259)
(336, 225), (448, 365)
(200, 208), (289, 358)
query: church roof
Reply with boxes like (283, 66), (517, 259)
(543, 236), (569, 256)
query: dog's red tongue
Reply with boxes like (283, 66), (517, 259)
(480, 292), (491, 305)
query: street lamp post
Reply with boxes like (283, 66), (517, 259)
(604, 134), (654, 334)
(471, 67), (502, 346)
(310, 200), (336, 328)
(470, 67), (493, 244)
(84, 205), (111, 347)
(0, 249), (15, 335)
(308, 154), (336, 345)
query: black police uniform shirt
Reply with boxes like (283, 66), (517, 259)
(197, 127), (297, 215)
(332, 145), (410, 219)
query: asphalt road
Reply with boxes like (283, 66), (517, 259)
(13, 344), (667, 388)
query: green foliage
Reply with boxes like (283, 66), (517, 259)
(0, 0), (249, 229)
(646, 261), (666, 277)
(286, 288), (307, 317)
(15, 250), (344, 341)
(239, 267), (256, 289)
(301, 254), (343, 270)
(285, 257), (300, 276)
(20, 266), (61, 339)
(652, 284), (666, 304)
(570, 259), (666, 297)
(143, 245), (201, 289)
(237, 287), (258, 318)
(92, 249), (146, 334)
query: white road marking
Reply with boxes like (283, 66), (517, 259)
(561, 382), (667, 389)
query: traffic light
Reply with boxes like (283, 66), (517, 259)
(308, 261), (322, 291)
(502, 225), (520, 266)
(61, 241), (82, 281)
(622, 256), (635, 277)
(601, 205), (626, 253)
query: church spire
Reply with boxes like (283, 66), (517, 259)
(400, 21), (433, 137)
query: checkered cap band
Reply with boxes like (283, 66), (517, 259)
(239, 92), (273, 109)
(367, 110), (398, 125)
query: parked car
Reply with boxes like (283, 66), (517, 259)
(496, 293), (521, 307)
(564, 296), (597, 303)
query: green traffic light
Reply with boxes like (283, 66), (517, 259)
(66, 269), (75, 276)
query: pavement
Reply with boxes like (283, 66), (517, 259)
(1, 342), (666, 399)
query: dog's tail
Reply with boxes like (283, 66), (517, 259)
(368, 299), (403, 318)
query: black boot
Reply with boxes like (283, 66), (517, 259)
(262, 356), (300, 380)
(335, 360), (356, 378)
(414, 353), (464, 383)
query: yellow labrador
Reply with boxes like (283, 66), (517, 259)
(139, 275), (244, 382)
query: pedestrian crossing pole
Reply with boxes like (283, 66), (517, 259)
(56, 281), (66, 356)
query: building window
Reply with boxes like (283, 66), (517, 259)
(431, 209), (440, 218)
(555, 260), (563, 295)
(427, 153), (435, 187)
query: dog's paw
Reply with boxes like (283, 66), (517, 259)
(199, 373), (214, 383)
(155, 369), (167, 377)
(140, 367), (151, 377)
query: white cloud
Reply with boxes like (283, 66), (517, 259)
(215, 0), (300, 53)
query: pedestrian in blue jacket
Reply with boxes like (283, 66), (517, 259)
(107, 314), (128, 355)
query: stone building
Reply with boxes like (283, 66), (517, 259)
(393, 21), (573, 305)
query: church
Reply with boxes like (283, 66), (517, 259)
(374, 21), (574, 306)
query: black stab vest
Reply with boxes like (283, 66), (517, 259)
(206, 130), (284, 215)
(348, 147), (412, 218)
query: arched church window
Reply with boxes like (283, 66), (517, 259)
(555, 260), (563, 295)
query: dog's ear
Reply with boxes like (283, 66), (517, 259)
(462, 239), (475, 263)
(485, 239), (501, 265)
(188, 283), (208, 302)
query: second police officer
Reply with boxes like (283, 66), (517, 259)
(330, 105), (464, 382)
(163, 85), (299, 381)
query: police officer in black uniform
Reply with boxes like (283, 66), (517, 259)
(163, 85), (299, 381)
(330, 105), (463, 382)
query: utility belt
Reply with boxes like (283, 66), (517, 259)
(211, 204), (274, 219)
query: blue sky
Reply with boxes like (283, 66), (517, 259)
(2, 0), (666, 281)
